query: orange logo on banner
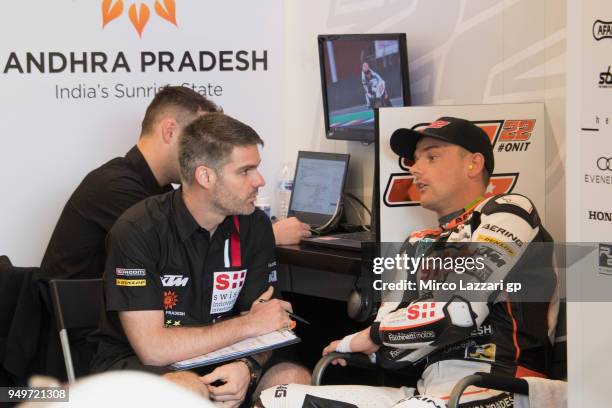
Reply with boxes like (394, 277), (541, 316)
(384, 119), (528, 207)
(102, 0), (177, 38)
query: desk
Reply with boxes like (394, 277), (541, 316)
(275, 244), (363, 301)
(275, 244), (371, 370)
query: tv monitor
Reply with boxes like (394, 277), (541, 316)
(318, 33), (411, 143)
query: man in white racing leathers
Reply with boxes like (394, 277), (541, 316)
(257, 117), (559, 408)
(362, 62), (391, 108)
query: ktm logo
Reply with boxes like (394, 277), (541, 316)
(384, 120), (524, 207)
(102, 0), (177, 38)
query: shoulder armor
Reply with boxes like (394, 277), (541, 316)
(479, 194), (540, 228)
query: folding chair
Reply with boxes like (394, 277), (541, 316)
(49, 279), (103, 383)
(447, 300), (567, 407)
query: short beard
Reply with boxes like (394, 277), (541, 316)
(211, 175), (255, 216)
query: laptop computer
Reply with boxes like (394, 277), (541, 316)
(287, 151), (375, 251)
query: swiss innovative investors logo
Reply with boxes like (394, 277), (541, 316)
(102, 0), (177, 38)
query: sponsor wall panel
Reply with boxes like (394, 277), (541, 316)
(580, 0), (612, 242)
(567, 0), (612, 405)
(0, 1), (284, 264)
(378, 104), (545, 242)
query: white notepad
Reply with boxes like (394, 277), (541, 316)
(169, 329), (300, 370)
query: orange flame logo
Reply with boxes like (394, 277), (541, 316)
(101, 0), (178, 38)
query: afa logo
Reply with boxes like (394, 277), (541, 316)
(383, 119), (535, 207)
(102, 0), (177, 38)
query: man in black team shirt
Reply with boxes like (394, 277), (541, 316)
(40, 86), (310, 379)
(91, 113), (310, 406)
(258, 117), (559, 407)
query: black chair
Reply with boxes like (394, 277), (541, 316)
(49, 279), (103, 383)
(312, 302), (567, 407)
(0, 256), (46, 386)
(311, 352), (375, 386)
(447, 300), (567, 407)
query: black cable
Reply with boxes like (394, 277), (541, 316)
(343, 192), (371, 216)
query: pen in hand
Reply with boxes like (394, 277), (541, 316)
(258, 298), (311, 325)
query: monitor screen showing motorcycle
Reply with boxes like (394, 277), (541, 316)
(318, 33), (411, 143)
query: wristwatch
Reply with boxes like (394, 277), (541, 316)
(237, 356), (262, 387)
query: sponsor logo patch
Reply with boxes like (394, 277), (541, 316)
(481, 224), (524, 247)
(116, 278), (146, 286)
(211, 269), (247, 314)
(474, 246), (506, 267)
(476, 234), (516, 256)
(466, 342), (496, 362)
(161, 274), (189, 287)
(164, 290), (178, 310)
(470, 324), (493, 337)
(268, 270), (277, 283)
(115, 268), (146, 277)
(165, 319), (182, 327)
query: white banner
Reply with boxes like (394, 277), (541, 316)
(580, 0), (612, 244)
(378, 104), (545, 242)
(0, 0), (284, 264)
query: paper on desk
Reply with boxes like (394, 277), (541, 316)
(170, 329), (300, 370)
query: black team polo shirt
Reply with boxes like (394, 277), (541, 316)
(91, 189), (277, 372)
(41, 146), (172, 280)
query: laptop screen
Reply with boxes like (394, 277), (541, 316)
(288, 151), (350, 226)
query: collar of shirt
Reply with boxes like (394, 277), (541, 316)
(172, 190), (238, 243)
(126, 145), (172, 195)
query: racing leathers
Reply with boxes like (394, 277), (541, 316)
(259, 194), (559, 407)
(372, 194), (558, 374)
(362, 68), (386, 107)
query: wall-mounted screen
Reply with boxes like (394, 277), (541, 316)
(318, 33), (411, 142)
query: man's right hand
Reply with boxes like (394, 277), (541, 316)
(272, 217), (311, 245)
(245, 286), (293, 336)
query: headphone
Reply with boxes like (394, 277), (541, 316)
(346, 243), (377, 322)
(347, 284), (374, 322)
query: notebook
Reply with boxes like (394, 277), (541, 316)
(169, 329), (300, 370)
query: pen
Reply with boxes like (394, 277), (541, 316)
(286, 311), (311, 325)
(257, 299), (311, 325)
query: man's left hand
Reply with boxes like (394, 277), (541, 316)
(202, 361), (251, 407)
(272, 217), (311, 245)
(322, 327), (379, 358)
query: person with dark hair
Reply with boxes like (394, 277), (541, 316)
(42, 86), (309, 283)
(361, 61), (391, 108)
(91, 113), (310, 406)
(40, 85), (310, 381)
(41, 85), (219, 282)
(258, 117), (558, 407)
